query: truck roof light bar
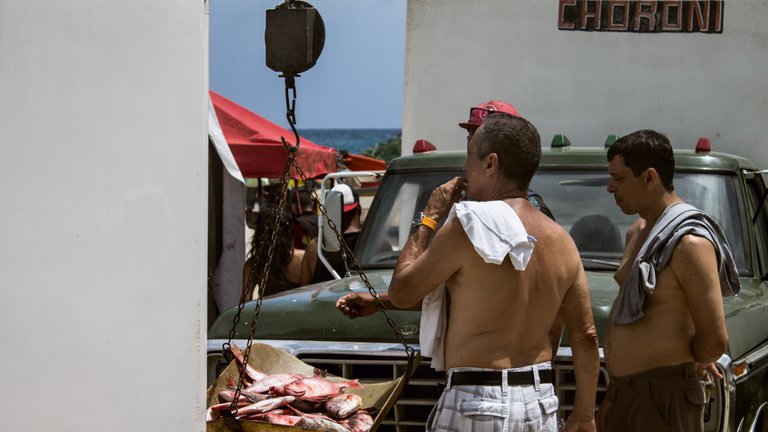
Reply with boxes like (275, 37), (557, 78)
(551, 134), (571, 149)
(696, 137), (711, 153)
(413, 138), (437, 153)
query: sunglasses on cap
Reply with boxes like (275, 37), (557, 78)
(467, 107), (505, 126)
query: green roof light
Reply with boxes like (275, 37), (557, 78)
(551, 134), (571, 149)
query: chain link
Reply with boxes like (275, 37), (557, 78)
(221, 76), (415, 415)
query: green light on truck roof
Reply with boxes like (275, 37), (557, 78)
(551, 134), (571, 148)
(605, 134), (619, 148)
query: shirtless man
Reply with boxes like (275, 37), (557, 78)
(337, 114), (598, 432)
(598, 130), (737, 432)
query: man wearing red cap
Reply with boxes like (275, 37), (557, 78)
(337, 113), (598, 431)
(459, 100), (555, 220)
(457, 99), (521, 129)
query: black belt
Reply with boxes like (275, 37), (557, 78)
(450, 369), (553, 387)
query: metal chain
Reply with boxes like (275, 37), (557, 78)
(221, 75), (414, 415)
(225, 150), (295, 413)
(291, 161), (415, 360)
(223, 76), (301, 414)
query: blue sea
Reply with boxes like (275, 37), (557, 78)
(300, 128), (401, 155)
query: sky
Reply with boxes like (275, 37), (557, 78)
(209, 0), (406, 130)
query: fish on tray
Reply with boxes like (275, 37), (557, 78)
(296, 413), (354, 432)
(340, 409), (374, 432)
(244, 372), (308, 394)
(210, 344), (372, 430)
(270, 378), (309, 397)
(325, 393), (364, 419)
(298, 376), (363, 401)
(229, 344), (268, 383)
(240, 408), (302, 425)
(206, 399), (250, 421)
(234, 395), (296, 418)
(218, 386), (269, 404)
(290, 398), (325, 413)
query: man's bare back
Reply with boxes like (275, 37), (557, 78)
(340, 113), (599, 431)
(442, 198), (589, 369)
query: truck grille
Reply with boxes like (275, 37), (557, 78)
(552, 359), (611, 420)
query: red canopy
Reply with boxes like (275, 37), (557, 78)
(210, 91), (337, 179)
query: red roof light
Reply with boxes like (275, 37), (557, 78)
(413, 139), (437, 153)
(695, 137), (711, 153)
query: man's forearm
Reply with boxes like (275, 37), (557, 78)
(389, 225), (434, 307)
(692, 333), (727, 364)
(570, 331), (600, 420)
(374, 293), (422, 311)
(393, 225), (433, 276)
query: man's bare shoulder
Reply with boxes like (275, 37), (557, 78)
(670, 234), (716, 265)
(521, 210), (582, 273)
(528, 211), (576, 248)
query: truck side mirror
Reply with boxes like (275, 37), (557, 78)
(322, 190), (343, 252)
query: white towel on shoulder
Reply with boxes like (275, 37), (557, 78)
(419, 200), (536, 370)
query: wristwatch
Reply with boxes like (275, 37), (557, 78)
(412, 212), (439, 231)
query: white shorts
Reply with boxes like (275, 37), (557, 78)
(426, 363), (559, 432)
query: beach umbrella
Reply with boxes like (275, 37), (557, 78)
(210, 90), (337, 179)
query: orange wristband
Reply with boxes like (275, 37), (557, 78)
(414, 212), (438, 231)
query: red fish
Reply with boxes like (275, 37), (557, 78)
(341, 409), (374, 432)
(241, 409), (302, 425)
(298, 376), (364, 401)
(270, 378), (308, 397)
(325, 393), (363, 419)
(206, 400), (250, 421)
(218, 387), (269, 404)
(234, 395), (296, 418)
(296, 413), (351, 432)
(229, 344), (267, 383)
(244, 373), (307, 394)
(290, 398), (325, 413)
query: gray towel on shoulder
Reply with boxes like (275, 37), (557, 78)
(612, 202), (741, 325)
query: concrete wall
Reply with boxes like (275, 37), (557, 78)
(0, 1), (208, 431)
(403, 0), (768, 169)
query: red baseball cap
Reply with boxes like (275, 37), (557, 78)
(331, 183), (360, 213)
(458, 100), (521, 130)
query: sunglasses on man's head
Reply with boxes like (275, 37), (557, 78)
(467, 107), (503, 125)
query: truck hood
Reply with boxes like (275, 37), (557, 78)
(208, 270), (422, 344)
(209, 269), (766, 359)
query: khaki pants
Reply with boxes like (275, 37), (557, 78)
(606, 363), (705, 432)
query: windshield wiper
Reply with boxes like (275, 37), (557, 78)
(581, 258), (621, 269)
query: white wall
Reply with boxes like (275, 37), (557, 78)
(0, 1), (208, 431)
(403, 0), (768, 169)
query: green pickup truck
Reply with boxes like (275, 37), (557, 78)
(208, 139), (768, 432)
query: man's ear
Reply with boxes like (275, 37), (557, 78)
(486, 153), (499, 173)
(645, 168), (659, 188)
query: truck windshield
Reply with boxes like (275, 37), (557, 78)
(355, 169), (749, 274)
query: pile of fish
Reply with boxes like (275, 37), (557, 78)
(207, 345), (374, 432)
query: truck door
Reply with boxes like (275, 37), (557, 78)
(746, 172), (768, 280)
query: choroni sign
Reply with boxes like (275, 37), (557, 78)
(558, 0), (724, 33)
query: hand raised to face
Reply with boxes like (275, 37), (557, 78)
(423, 177), (467, 220)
